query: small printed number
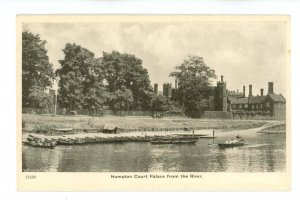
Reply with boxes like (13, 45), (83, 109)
(25, 175), (36, 179)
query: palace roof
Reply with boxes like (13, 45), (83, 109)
(229, 93), (286, 105)
(267, 93), (286, 102)
(229, 97), (248, 104)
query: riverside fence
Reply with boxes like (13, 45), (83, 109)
(22, 107), (285, 120)
(22, 108), (185, 118)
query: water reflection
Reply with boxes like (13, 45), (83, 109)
(22, 133), (286, 172)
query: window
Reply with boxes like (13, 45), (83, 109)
(245, 104), (248, 108)
(232, 104), (236, 109)
(239, 104), (242, 108)
(266, 102), (270, 107)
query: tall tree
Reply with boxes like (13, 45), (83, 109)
(22, 31), (54, 108)
(100, 51), (153, 110)
(151, 94), (168, 112)
(109, 87), (134, 112)
(56, 43), (108, 113)
(27, 86), (54, 114)
(170, 56), (216, 117)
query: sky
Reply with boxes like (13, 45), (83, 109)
(23, 20), (288, 96)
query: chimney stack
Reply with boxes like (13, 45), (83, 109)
(221, 75), (224, 82)
(175, 79), (178, 90)
(167, 84), (172, 98)
(260, 88), (264, 96)
(154, 83), (158, 95)
(268, 82), (274, 94)
(249, 85), (252, 97)
(243, 86), (246, 98)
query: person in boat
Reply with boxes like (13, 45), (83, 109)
(236, 135), (245, 142)
(224, 136), (243, 145)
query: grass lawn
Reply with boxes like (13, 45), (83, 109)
(22, 114), (268, 133)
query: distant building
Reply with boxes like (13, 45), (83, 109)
(213, 75), (228, 112)
(163, 83), (172, 99)
(154, 83), (158, 95)
(156, 75), (286, 120)
(213, 76), (286, 119)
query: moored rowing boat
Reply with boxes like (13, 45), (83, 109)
(150, 135), (199, 144)
(24, 141), (56, 148)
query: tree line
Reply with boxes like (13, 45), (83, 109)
(22, 31), (216, 117)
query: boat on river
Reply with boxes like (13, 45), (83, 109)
(24, 134), (57, 148)
(150, 135), (199, 145)
(24, 140), (56, 149)
(54, 128), (73, 132)
(217, 135), (246, 148)
(150, 139), (198, 144)
(57, 137), (76, 145)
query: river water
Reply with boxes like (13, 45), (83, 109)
(22, 129), (286, 172)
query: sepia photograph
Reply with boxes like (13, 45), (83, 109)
(17, 15), (290, 190)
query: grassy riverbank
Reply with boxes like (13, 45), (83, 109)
(22, 114), (268, 134)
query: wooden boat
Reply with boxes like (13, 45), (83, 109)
(198, 136), (216, 139)
(24, 141), (56, 149)
(57, 138), (76, 145)
(174, 133), (215, 139)
(54, 128), (73, 132)
(150, 138), (198, 145)
(218, 135), (246, 148)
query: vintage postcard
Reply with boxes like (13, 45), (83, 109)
(17, 15), (290, 191)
